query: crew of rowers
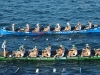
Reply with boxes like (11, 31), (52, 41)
(11, 21), (92, 32)
(2, 40), (100, 58)
(13, 44), (100, 57)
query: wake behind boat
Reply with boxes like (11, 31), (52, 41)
(1, 22), (100, 36)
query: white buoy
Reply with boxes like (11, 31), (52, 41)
(80, 67), (81, 73)
(53, 68), (56, 73)
(36, 68), (39, 73)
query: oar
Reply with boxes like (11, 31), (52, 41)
(62, 68), (66, 73)
(46, 38), (48, 41)
(36, 68), (39, 73)
(14, 68), (19, 73)
(80, 67), (81, 73)
(53, 68), (56, 73)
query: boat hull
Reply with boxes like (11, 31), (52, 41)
(1, 27), (100, 36)
(0, 56), (100, 61)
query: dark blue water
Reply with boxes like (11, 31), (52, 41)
(0, 0), (100, 74)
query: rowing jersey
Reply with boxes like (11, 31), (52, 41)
(1, 42), (6, 49)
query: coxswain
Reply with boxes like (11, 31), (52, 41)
(43, 25), (50, 32)
(33, 23), (40, 32)
(1, 40), (7, 57)
(54, 23), (61, 31)
(29, 46), (38, 57)
(64, 22), (71, 31)
(81, 44), (91, 57)
(75, 22), (81, 30)
(68, 45), (77, 57)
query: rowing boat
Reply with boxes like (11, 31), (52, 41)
(0, 50), (100, 61)
(0, 56), (100, 61)
(1, 25), (100, 36)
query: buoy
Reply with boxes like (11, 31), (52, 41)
(36, 68), (39, 73)
(53, 68), (56, 73)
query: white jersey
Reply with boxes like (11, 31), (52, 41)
(1, 42), (6, 49)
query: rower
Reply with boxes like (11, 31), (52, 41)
(54, 23), (61, 31)
(75, 22), (81, 31)
(54, 44), (65, 57)
(64, 22), (71, 31)
(81, 44), (91, 57)
(33, 23), (40, 32)
(42, 44), (51, 57)
(42, 47), (48, 57)
(1, 40), (7, 57)
(25, 24), (30, 32)
(12, 23), (15, 31)
(19, 45), (25, 57)
(29, 46), (38, 57)
(15, 45), (25, 57)
(68, 45), (77, 57)
(43, 25), (50, 32)
(85, 21), (92, 29)
(60, 44), (65, 57)
(94, 48), (100, 56)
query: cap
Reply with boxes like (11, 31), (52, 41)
(26, 24), (29, 26)
(36, 23), (39, 26)
(60, 44), (63, 47)
(12, 23), (15, 26)
(33, 46), (37, 50)
(21, 45), (24, 47)
(45, 47), (47, 50)
(57, 23), (60, 26)
(19, 45), (24, 50)
(86, 44), (89, 47)
(67, 22), (70, 25)
(72, 45), (76, 49)
(4, 40), (7, 42)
